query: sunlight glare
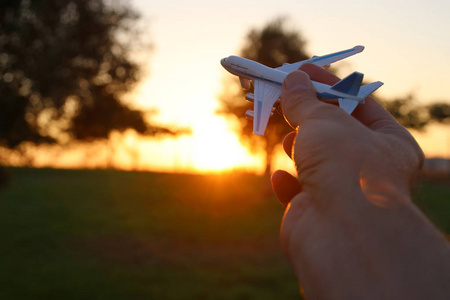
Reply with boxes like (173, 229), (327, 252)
(190, 115), (262, 173)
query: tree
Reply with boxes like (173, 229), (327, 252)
(219, 18), (308, 177)
(381, 95), (450, 130)
(427, 102), (450, 124)
(0, 0), (178, 151)
(381, 95), (430, 130)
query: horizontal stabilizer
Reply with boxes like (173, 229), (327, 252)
(358, 81), (384, 99)
(338, 98), (359, 115)
(331, 72), (364, 96)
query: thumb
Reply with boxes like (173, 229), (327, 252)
(281, 71), (325, 129)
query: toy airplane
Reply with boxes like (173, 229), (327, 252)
(221, 45), (383, 136)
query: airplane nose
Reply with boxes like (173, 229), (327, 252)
(220, 58), (227, 67)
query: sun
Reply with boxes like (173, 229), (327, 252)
(190, 115), (261, 173)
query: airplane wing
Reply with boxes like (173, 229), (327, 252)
(276, 45), (364, 73)
(252, 80), (281, 136)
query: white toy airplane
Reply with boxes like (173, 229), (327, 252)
(221, 45), (383, 136)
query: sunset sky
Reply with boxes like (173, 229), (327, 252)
(34, 0), (450, 173)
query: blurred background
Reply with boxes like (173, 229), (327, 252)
(1, 0), (449, 299)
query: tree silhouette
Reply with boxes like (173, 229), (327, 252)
(0, 0), (190, 186)
(219, 18), (308, 177)
(381, 95), (430, 130)
(381, 95), (450, 130)
(428, 102), (450, 124)
(0, 0), (178, 150)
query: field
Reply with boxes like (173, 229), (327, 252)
(0, 168), (449, 299)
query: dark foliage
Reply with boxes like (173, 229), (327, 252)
(0, 0), (176, 149)
(382, 95), (430, 130)
(382, 95), (450, 130)
(428, 102), (450, 124)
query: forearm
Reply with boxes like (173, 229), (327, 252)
(351, 199), (450, 300)
(285, 187), (450, 300)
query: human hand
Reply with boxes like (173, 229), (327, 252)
(271, 64), (450, 300)
(272, 63), (424, 209)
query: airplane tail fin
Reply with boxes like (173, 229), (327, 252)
(331, 72), (364, 96)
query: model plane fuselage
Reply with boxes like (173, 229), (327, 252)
(221, 56), (286, 85)
(221, 55), (365, 102)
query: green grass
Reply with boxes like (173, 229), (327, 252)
(0, 168), (299, 299)
(413, 177), (450, 235)
(0, 168), (449, 299)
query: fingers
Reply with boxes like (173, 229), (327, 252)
(273, 132), (301, 208)
(271, 170), (302, 208)
(283, 131), (296, 159)
(281, 71), (327, 129)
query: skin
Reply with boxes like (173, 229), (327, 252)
(271, 63), (450, 300)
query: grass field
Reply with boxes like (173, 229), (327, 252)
(0, 168), (449, 299)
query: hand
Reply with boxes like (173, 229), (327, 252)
(273, 63), (424, 208)
(271, 64), (449, 300)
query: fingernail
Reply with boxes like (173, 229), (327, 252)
(284, 72), (312, 90)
